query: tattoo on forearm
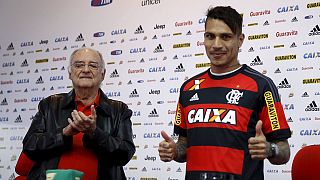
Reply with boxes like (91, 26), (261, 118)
(174, 137), (187, 162)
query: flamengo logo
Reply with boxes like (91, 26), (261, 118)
(226, 89), (243, 104)
(91, 0), (112, 6)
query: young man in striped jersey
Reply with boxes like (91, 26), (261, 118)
(158, 6), (291, 180)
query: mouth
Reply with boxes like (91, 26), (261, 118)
(79, 76), (93, 79)
(210, 52), (226, 58)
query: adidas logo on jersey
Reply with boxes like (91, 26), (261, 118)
(189, 93), (199, 101)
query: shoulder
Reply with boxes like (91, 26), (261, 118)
(241, 65), (275, 85)
(180, 69), (209, 90)
(100, 92), (130, 112)
(38, 92), (71, 108)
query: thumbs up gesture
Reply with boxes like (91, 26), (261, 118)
(158, 130), (176, 162)
(248, 120), (269, 160)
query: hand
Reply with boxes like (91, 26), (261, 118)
(158, 130), (176, 162)
(68, 105), (97, 135)
(63, 121), (79, 136)
(248, 120), (269, 160)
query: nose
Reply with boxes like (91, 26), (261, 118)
(211, 38), (223, 49)
(82, 64), (90, 72)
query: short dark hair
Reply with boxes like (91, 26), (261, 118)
(205, 6), (243, 36)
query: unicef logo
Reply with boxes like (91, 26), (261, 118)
(91, 0), (112, 6)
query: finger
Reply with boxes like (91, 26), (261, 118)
(91, 105), (97, 119)
(159, 141), (172, 149)
(255, 120), (263, 137)
(71, 110), (82, 122)
(68, 118), (81, 131)
(77, 111), (90, 122)
(161, 130), (173, 143)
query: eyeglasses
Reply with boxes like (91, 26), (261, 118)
(71, 62), (101, 70)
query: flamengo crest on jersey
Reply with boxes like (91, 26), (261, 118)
(226, 89), (243, 104)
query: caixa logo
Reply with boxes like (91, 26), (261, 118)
(10, 136), (23, 141)
(91, 0), (112, 6)
(300, 129), (320, 136)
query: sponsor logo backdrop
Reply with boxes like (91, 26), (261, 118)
(0, 0), (319, 179)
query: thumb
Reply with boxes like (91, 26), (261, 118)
(91, 105), (96, 119)
(161, 130), (173, 143)
(255, 120), (264, 137)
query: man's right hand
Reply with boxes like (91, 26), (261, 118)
(158, 130), (176, 162)
(62, 118), (79, 136)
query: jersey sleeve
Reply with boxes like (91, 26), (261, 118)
(174, 96), (187, 137)
(258, 78), (291, 141)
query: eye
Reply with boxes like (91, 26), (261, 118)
(89, 63), (99, 70)
(73, 62), (85, 69)
(204, 33), (214, 39)
(222, 34), (232, 40)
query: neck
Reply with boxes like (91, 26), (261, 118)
(74, 88), (99, 105)
(210, 62), (241, 74)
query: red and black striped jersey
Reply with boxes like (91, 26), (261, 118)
(174, 65), (291, 180)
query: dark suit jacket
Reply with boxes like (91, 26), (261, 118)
(23, 89), (135, 180)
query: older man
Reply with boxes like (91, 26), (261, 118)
(23, 48), (135, 180)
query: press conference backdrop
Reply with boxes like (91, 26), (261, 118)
(0, 0), (319, 179)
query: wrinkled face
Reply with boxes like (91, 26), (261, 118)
(204, 18), (244, 72)
(69, 49), (105, 89)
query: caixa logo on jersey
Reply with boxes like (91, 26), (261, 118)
(91, 0), (112, 6)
